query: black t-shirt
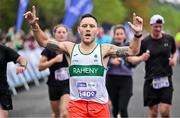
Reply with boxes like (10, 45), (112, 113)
(0, 44), (20, 89)
(41, 49), (69, 86)
(139, 33), (176, 80)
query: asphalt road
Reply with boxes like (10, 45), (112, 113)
(9, 63), (180, 117)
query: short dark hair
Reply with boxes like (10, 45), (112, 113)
(78, 13), (98, 25)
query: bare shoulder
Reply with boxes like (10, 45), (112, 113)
(62, 41), (75, 47)
(101, 43), (113, 51)
(62, 41), (75, 55)
(47, 39), (75, 55)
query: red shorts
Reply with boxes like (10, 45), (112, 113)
(68, 100), (110, 118)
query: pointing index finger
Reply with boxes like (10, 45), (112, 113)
(32, 5), (36, 16)
(133, 12), (136, 21)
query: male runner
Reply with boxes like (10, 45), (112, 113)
(24, 6), (143, 117)
(128, 14), (177, 118)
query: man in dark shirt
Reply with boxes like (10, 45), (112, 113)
(128, 14), (177, 118)
(0, 44), (27, 117)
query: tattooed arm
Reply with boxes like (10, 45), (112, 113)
(104, 36), (141, 57)
(46, 39), (74, 55)
(104, 44), (137, 57)
(46, 39), (75, 55)
(102, 44), (131, 67)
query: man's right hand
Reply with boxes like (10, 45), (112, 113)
(140, 51), (150, 61)
(24, 5), (39, 26)
(128, 13), (143, 36)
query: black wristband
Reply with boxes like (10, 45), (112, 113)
(134, 34), (142, 38)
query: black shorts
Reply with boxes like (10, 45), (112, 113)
(0, 89), (13, 110)
(48, 80), (69, 101)
(143, 77), (173, 107)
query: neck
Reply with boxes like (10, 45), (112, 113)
(80, 42), (97, 54)
(151, 33), (162, 39)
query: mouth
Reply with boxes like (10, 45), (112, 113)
(84, 33), (91, 39)
(115, 38), (123, 42)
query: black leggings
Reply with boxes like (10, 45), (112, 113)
(106, 75), (133, 118)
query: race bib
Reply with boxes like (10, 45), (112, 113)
(152, 76), (169, 89)
(55, 67), (69, 81)
(76, 81), (97, 99)
(79, 90), (96, 99)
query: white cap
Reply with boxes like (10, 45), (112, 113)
(150, 14), (165, 25)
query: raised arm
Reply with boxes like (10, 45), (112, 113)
(24, 6), (73, 54)
(24, 6), (47, 47)
(127, 13), (143, 55)
(104, 13), (143, 57)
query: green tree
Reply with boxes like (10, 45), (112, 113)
(27, 0), (65, 30)
(150, 0), (180, 34)
(123, 0), (151, 30)
(93, 0), (127, 25)
(0, 0), (65, 32)
(0, 0), (19, 31)
(1, 0), (179, 35)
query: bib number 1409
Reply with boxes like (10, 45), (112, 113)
(79, 90), (96, 99)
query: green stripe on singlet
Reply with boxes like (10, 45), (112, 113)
(69, 65), (105, 77)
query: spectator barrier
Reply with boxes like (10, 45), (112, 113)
(7, 48), (50, 95)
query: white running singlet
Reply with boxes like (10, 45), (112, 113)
(69, 44), (108, 104)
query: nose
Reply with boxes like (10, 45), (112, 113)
(85, 26), (91, 32)
(86, 29), (90, 33)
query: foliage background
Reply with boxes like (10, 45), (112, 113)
(0, 0), (180, 35)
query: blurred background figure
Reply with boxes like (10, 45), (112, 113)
(13, 31), (25, 50)
(175, 30), (180, 63)
(6, 27), (15, 42)
(96, 25), (112, 44)
(106, 24), (136, 118)
(24, 30), (39, 50)
(5, 36), (14, 49)
(38, 24), (70, 118)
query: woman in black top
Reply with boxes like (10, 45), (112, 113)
(38, 24), (70, 118)
(0, 44), (27, 117)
